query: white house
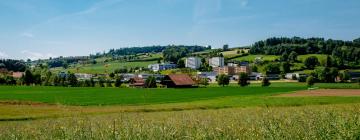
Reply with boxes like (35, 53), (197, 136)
(75, 73), (93, 80)
(209, 57), (224, 67)
(185, 57), (202, 69)
(197, 72), (217, 82)
(148, 63), (177, 72)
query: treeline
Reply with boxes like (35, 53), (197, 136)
(92, 45), (209, 59)
(0, 59), (26, 72)
(163, 45), (210, 63)
(249, 37), (360, 64)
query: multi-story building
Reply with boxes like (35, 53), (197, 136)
(185, 57), (202, 69)
(209, 57), (224, 67)
(148, 63), (177, 72)
(213, 63), (251, 76)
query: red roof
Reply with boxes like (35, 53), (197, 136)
(12, 72), (24, 78)
(168, 74), (195, 86)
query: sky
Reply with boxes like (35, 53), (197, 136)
(0, 0), (359, 60)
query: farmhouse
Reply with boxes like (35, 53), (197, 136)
(161, 74), (196, 88)
(129, 77), (145, 88)
(12, 72), (24, 79)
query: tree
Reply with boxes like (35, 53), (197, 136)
(106, 80), (113, 87)
(67, 73), (78, 87)
(238, 72), (249, 87)
(251, 65), (258, 72)
(114, 76), (123, 87)
(223, 44), (229, 51)
(23, 70), (33, 86)
(261, 76), (271, 87)
(288, 51), (298, 62)
(109, 72), (115, 78)
(280, 52), (289, 61)
(324, 55), (332, 67)
(304, 56), (319, 69)
(339, 70), (350, 82)
(199, 78), (209, 87)
(281, 62), (291, 73)
(264, 63), (281, 74)
(217, 74), (230, 87)
(145, 76), (157, 88)
(177, 59), (185, 68)
(306, 76), (315, 87)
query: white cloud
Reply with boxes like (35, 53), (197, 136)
(21, 50), (57, 60)
(240, 0), (248, 7)
(0, 51), (9, 59)
(20, 32), (34, 38)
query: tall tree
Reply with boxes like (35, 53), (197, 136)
(217, 74), (230, 87)
(145, 76), (157, 88)
(23, 70), (33, 86)
(238, 72), (250, 87)
(304, 56), (319, 69)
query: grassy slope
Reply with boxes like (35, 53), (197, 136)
(52, 60), (157, 74)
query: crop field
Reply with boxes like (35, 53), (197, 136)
(0, 83), (359, 139)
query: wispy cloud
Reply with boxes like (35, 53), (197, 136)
(0, 51), (9, 59)
(22, 0), (125, 36)
(21, 50), (57, 60)
(20, 32), (35, 38)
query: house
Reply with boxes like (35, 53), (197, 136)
(121, 73), (135, 82)
(285, 73), (308, 80)
(249, 72), (263, 80)
(185, 57), (202, 69)
(137, 74), (164, 83)
(161, 74), (196, 88)
(265, 74), (280, 80)
(197, 72), (217, 82)
(148, 63), (177, 72)
(209, 57), (224, 67)
(12, 72), (24, 79)
(75, 73), (93, 81)
(349, 72), (360, 82)
(129, 77), (145, 88)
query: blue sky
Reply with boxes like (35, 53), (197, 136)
(0, 0), (359, 60)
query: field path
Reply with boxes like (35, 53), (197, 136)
(278, 89), (360, 97)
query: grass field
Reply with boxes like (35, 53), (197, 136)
(0, 83), (359, 139)
(230, 55), (280, 62)
(52, 60), (157, 74)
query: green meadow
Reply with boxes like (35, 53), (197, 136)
(0, 82), (359, 139)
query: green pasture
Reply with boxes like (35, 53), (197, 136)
(0, 83), (358, 106)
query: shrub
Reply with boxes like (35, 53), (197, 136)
(145, 76), (157, 88)
(262, 76), (271, 87)
(306, 76), (315, 87)
(238, 73), (249, 87)
(217, 74), (230, 87)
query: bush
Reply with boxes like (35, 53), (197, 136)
(261, 76), (271, 87)
(238, 73), (250, 87)
(306, 76), (315, 87)
(145, 76), (157, 88)
(217, 74), (230, 87)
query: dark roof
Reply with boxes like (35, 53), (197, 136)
(129, 77), (145, 86)
(168, 74), (195, 86)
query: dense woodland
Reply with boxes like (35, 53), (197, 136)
(0, 59), (26, 72)
(249, 37), (360, 64)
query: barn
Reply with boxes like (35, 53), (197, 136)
(161, 74), (196, 88)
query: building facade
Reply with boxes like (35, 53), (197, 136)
(185, 57), (202, 69)
(213, 65), (251, 76)
(148, 63), (177, 72)
(209, 57), (224, 67)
